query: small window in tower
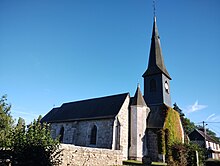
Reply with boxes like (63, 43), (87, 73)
(90, 125), (97, 145)
(150, 79), (156, 92)
(59, 126), (64, 143)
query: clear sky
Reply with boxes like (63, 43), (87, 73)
(1, 0), (220, 136)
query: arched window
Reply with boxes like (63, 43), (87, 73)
(150, 79), (156, 92)
(59, 126), (64, 143)
(90, 125), (97, 145)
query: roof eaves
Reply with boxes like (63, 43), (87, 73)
(44, 115), (116, 123)
(195, 129), (219, 144)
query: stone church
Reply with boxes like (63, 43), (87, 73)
(41, 17), (184, 162)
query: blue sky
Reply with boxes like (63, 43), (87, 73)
(0, 0), (220, 136)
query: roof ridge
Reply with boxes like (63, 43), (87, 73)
(41, 92), (130, 123)
(62, 92), (129, 106)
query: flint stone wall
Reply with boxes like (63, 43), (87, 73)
(147, 129), (159, 161)
(60, 144), (123, 166)
(50, 119), (114, 149)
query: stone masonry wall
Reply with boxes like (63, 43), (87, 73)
(50, 119), (114, 149)
(60, 144), (123, 166)
(116, 95), (130, 160)
(147, 129), (159, 161)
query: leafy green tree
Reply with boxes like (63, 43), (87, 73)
(173, 103), (196, 135)
(0, 95), (61, 166)
(16, 117), (25, 129)
(0, 95), (13, 148)
(186, 143), (205, 166)
(206, 128), (220, 142)
(12, 116), (62, 166)
(173, 103), (220, 142)
(182, 117), (196, 135)
(168, 142), (205, 166)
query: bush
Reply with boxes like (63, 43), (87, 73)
(166, 142), (205, 166)
(186, 143), (205, 166)
(170, 143), (188, 166)
(11, 117), (62, 166)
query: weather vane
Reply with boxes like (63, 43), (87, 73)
(153, 0), (156, 18)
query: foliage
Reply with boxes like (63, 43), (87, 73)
(206, 128), (220, 143)
(157, 129), (166, 154)
(167, 142), (205, 166)
(164, 129), (172, 160)
(0, 95), (61, 166)
(173, 103), (219, 142)
(186, 143), (205, 166)
(11, 116), (62, 166)
(164, 108), (183, 145)
(173, 103), (195, 135)
(170, 143), (188, 166)
(173, 103), (184, 117)
(151, 162), (167, 165)
(0, 95), (13, 148)
(156, 108), (185, 164)
(181, 117), (195, 135)
(123, 160), (142, 165)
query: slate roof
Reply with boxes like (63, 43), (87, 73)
(41, 93), (129, 123)
(130, 86), (147, 106)
(143, 17), (171, 80)
(189, 129), (219, 144)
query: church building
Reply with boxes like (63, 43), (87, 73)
(41, 17), (184, 163)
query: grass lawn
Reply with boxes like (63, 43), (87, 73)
(123, 160), (167, 165)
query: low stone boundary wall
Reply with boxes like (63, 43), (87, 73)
(60, 144), (123, 166)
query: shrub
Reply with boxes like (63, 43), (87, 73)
(166, 142), (205, 166)
(11, 117), (62, 166)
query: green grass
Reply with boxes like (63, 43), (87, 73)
(123, 160), (142, 165)
(151, 162), (167, 165)
(123, 160), (167, 166)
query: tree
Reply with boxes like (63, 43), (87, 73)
(173, 103), (184, 117)
(168, 142), (205, 166)
(16, 117), (25, 129)
(12, 116), (62, 166)
(0, 95), (61, 166)
(173, 103), (195, 135)
(182, 117), (196, 135)
(173, 103), (220, 143)
(206, 128), (220, 142)
(0, 95), (13, 148)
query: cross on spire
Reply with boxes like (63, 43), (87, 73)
(153, 0), (156, 18)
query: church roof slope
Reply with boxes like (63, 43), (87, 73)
(131, 86), (147, 106)
(41, 93), (129, 123)
(143, 17), (171, 80)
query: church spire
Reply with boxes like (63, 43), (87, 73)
(142, 17), (171, 80)
(131, 85), (147, 106)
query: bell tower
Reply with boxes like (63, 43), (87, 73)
(142, 17), (171, 106)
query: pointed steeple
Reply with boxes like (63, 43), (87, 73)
(142, 17), (171, 80)
(131, 85), (147, 106)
